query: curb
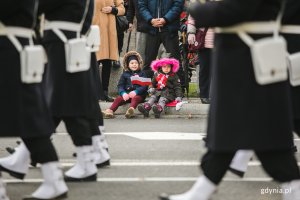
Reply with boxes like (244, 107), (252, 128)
(99, 98), (209, 118)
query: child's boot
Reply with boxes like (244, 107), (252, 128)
(102, 109), (114, 119)
(138, 103), (151, 118)
(125, 107), (135, 119)
(153, 104), (163, 118)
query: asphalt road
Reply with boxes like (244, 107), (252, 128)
(0, 118), (299, 200)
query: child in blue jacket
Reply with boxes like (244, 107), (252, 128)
(103, 51), (149, 118)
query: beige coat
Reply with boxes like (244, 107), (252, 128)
(93, 0), (125, 61)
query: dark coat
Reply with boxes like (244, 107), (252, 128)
(117, 70), (148, 98)
(0, 0), (54, 137)
(126, 0), (148, 32)
(138, 0), (184, 35)
(151, 72), (182, 101)
(189, 0), (294, 151)
(282, 0), (300, 136)
(40, 0), (99, 118)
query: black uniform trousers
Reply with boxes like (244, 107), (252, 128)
(143, 31), (185, 84)
(197, 48), (211, 99)
(201, 150), (300, 185)
(53, 117), (100, 146)
(22, 137), (58, 164)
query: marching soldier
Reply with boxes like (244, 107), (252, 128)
(160, 0), (300, 200)
(0, 0), (68, 199)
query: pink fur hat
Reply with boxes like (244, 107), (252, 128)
(151, 58), (180, 73)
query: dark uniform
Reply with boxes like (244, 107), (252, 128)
(282, 0), (300, 136)
(39, 0), (100, 146)
(187, 0), (300, 185)
(0, 0), (58, 165)
(0, 1), (68, 199)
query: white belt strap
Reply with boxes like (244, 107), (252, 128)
(0, 24), (34, 52)
(215, 22), (278, 34)
(44, 21), (81, 32)
(44, 20), (83, 43)
(280, 25), (300, 34)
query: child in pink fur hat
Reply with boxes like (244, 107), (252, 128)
(138, 58), (183, 118)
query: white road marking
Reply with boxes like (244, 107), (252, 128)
(56, 132), (206, 140)
(55, 132), (300, 141)
(3, 177), (273, 183)
(29, 160), (300, 168)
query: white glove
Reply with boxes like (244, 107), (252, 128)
(188, 33), (196, 45)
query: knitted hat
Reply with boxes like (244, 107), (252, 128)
(127, 55), (138, 66)
(123, 51), (143, 71)
(150, 58), (180, 73)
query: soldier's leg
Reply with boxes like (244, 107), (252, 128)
(63, 117), (97, 182)
(256, 150), (300, 200)
(22, 137), (68, 200)
(160, 150), (235, 200)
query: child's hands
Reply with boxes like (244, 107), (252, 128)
(122, 93), (130, 101)
(128, 91), (136, 98)
(148, 88), (156, 94)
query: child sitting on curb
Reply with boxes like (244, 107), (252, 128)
(138, 58), (183, 118)
(102, 51), (149, 118)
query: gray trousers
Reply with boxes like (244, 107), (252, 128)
(136, 32), (147, 65)
(147, 95), (168, 109)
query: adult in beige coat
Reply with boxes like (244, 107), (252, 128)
(93, 0), (125, 101)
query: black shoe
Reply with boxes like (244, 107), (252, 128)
(159, 193), (170, 200)
(101, 91), (114, 102)
(200, 98), (211, 104)
(64, 173), (97, 182)
(0, 165), (26, 179)
(228, 167), (245, 178)
(138, 104), (150, 118)
(96, 160), (110, 168)
(112, 61), (121, 69)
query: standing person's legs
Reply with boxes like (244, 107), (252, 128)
(161, 32), (185, 92)
(143, 33), (162, 78)
(197, 48), (211, 103)
(136, 32), (147, 63)
(99, 59), (113, 102)
(255, 150), (300, 199)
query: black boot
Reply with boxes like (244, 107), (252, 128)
(102, 91), (114, 102)
(138, 103), (151, 118)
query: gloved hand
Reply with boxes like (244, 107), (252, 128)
(122, 93), (130, 101)
(175, 97), (182, 102)
(188, 33), (196, 45)
(148, 88), (156, 94)
(128, 91), (136, 98)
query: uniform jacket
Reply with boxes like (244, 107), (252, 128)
(93, 0), (125, 61)
(40, 0), (99, 118)
(138, 0), (184, 35)
(282, 0), (300, 135)
(0, 0), (53, 137)
(189, 0), (294, 151)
